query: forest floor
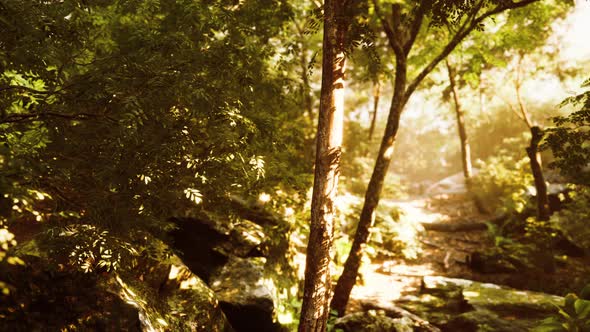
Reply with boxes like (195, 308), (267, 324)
(346, 193), (590, 314)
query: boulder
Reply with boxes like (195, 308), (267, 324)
(210, 256), (280, 332)
(169, 216), (231, 282)
(334, 311), (415, 332)
(397, 276), (563, 330)
(170, 216), (267, 282)
(133, 255), (234, 332)
(551, 214), (590, 253)
(426, 170), (479, 196)
(443, 309), (530, 332)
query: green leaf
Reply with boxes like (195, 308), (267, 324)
(580, 284), (590, 300)
(575, 299), (590, 319)
(532, 317), (567, 332)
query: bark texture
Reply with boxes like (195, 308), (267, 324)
(527, 126), (550, 221)
(298, 0), (348, 330)
(368, 81), (380, 141)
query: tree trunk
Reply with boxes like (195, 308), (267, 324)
(527, 126), (550, 221)
(514, 56), (549, 221)
(331, 54), (408, 316)
(368, 81), (380, 141)
(298, 0), (347, 330)
(446, 61), (473, 179)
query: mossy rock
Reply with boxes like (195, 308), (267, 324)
(121, 255), (235, 332)
(334, 311), (415, 332)
(443, 309), (531, 332)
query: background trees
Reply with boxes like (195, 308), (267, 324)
(331, 0), (547, 315)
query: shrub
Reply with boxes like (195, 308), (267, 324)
(534, 284), (590, 332)
(471, 155), (533, 215)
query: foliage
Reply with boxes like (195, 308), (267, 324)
(0, 3), (315, 331)
(0, 0), (311, 267)
(471, 155), (533, 215)
(534, 284), (590, 332)
(0, 255), (142, 330)
(544, 78), (590, 186)
(550, 186), (590, 252)
(341, 121), (407, 198)
(368, 209), (422, 260)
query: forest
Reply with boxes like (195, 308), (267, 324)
(1, 0), (590, 331)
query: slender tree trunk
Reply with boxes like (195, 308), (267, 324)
(527, 126), (550, 221)
(368, 81), (381, 141)
(446, 61), (473, 179)
(514, 56), (549, 220)
(298, 0), (348, 330)
(331, 54), (408, 316)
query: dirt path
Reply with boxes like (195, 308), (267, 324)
(346, 194), (493, 312)
(346, 193), (589, 314)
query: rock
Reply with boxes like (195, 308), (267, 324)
(467, 251), (520, 274)
(426, 170), (479, 196)
(468, 245), (557, 274)
(423, 276), (562, 316)
(1, 245), (236, 332)
(551, 214), (590, 253)
(443, 309), (531, 332)
(170, 216), (267, 282)
(225, 220), (266, 257)
(210, 256), (280, 332)
(397, 276), (564, 331)
(121, 255), (235, 332)
(334, 311), (415, 332)
(170, 216), (231, 282)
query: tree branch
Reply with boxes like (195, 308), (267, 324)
(1, 111), (109, 124)
(403, 4), (426, 56)
(515, 54), (533, 128)
(372, 0), (404, 58)
(404, 0), (540, 103)
(0, 85), (53, 95)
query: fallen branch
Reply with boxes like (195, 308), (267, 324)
(421, 221), (487, 232)
(419, 239), (442, 248)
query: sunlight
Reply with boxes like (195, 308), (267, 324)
(558, 0), (590, 62)
(332, 52), (346, 146)
(383, 145), (394, 159)
(258, 192), (271, 203)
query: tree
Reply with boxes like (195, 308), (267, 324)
(445, 59), (473, 179)
(331, 0), (542, 315)
(453, 0), (570, 219)
(298, 0), (349, 330)
(0, 0), (310, 277)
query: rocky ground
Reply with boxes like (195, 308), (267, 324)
(338, 193), (590, 331)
